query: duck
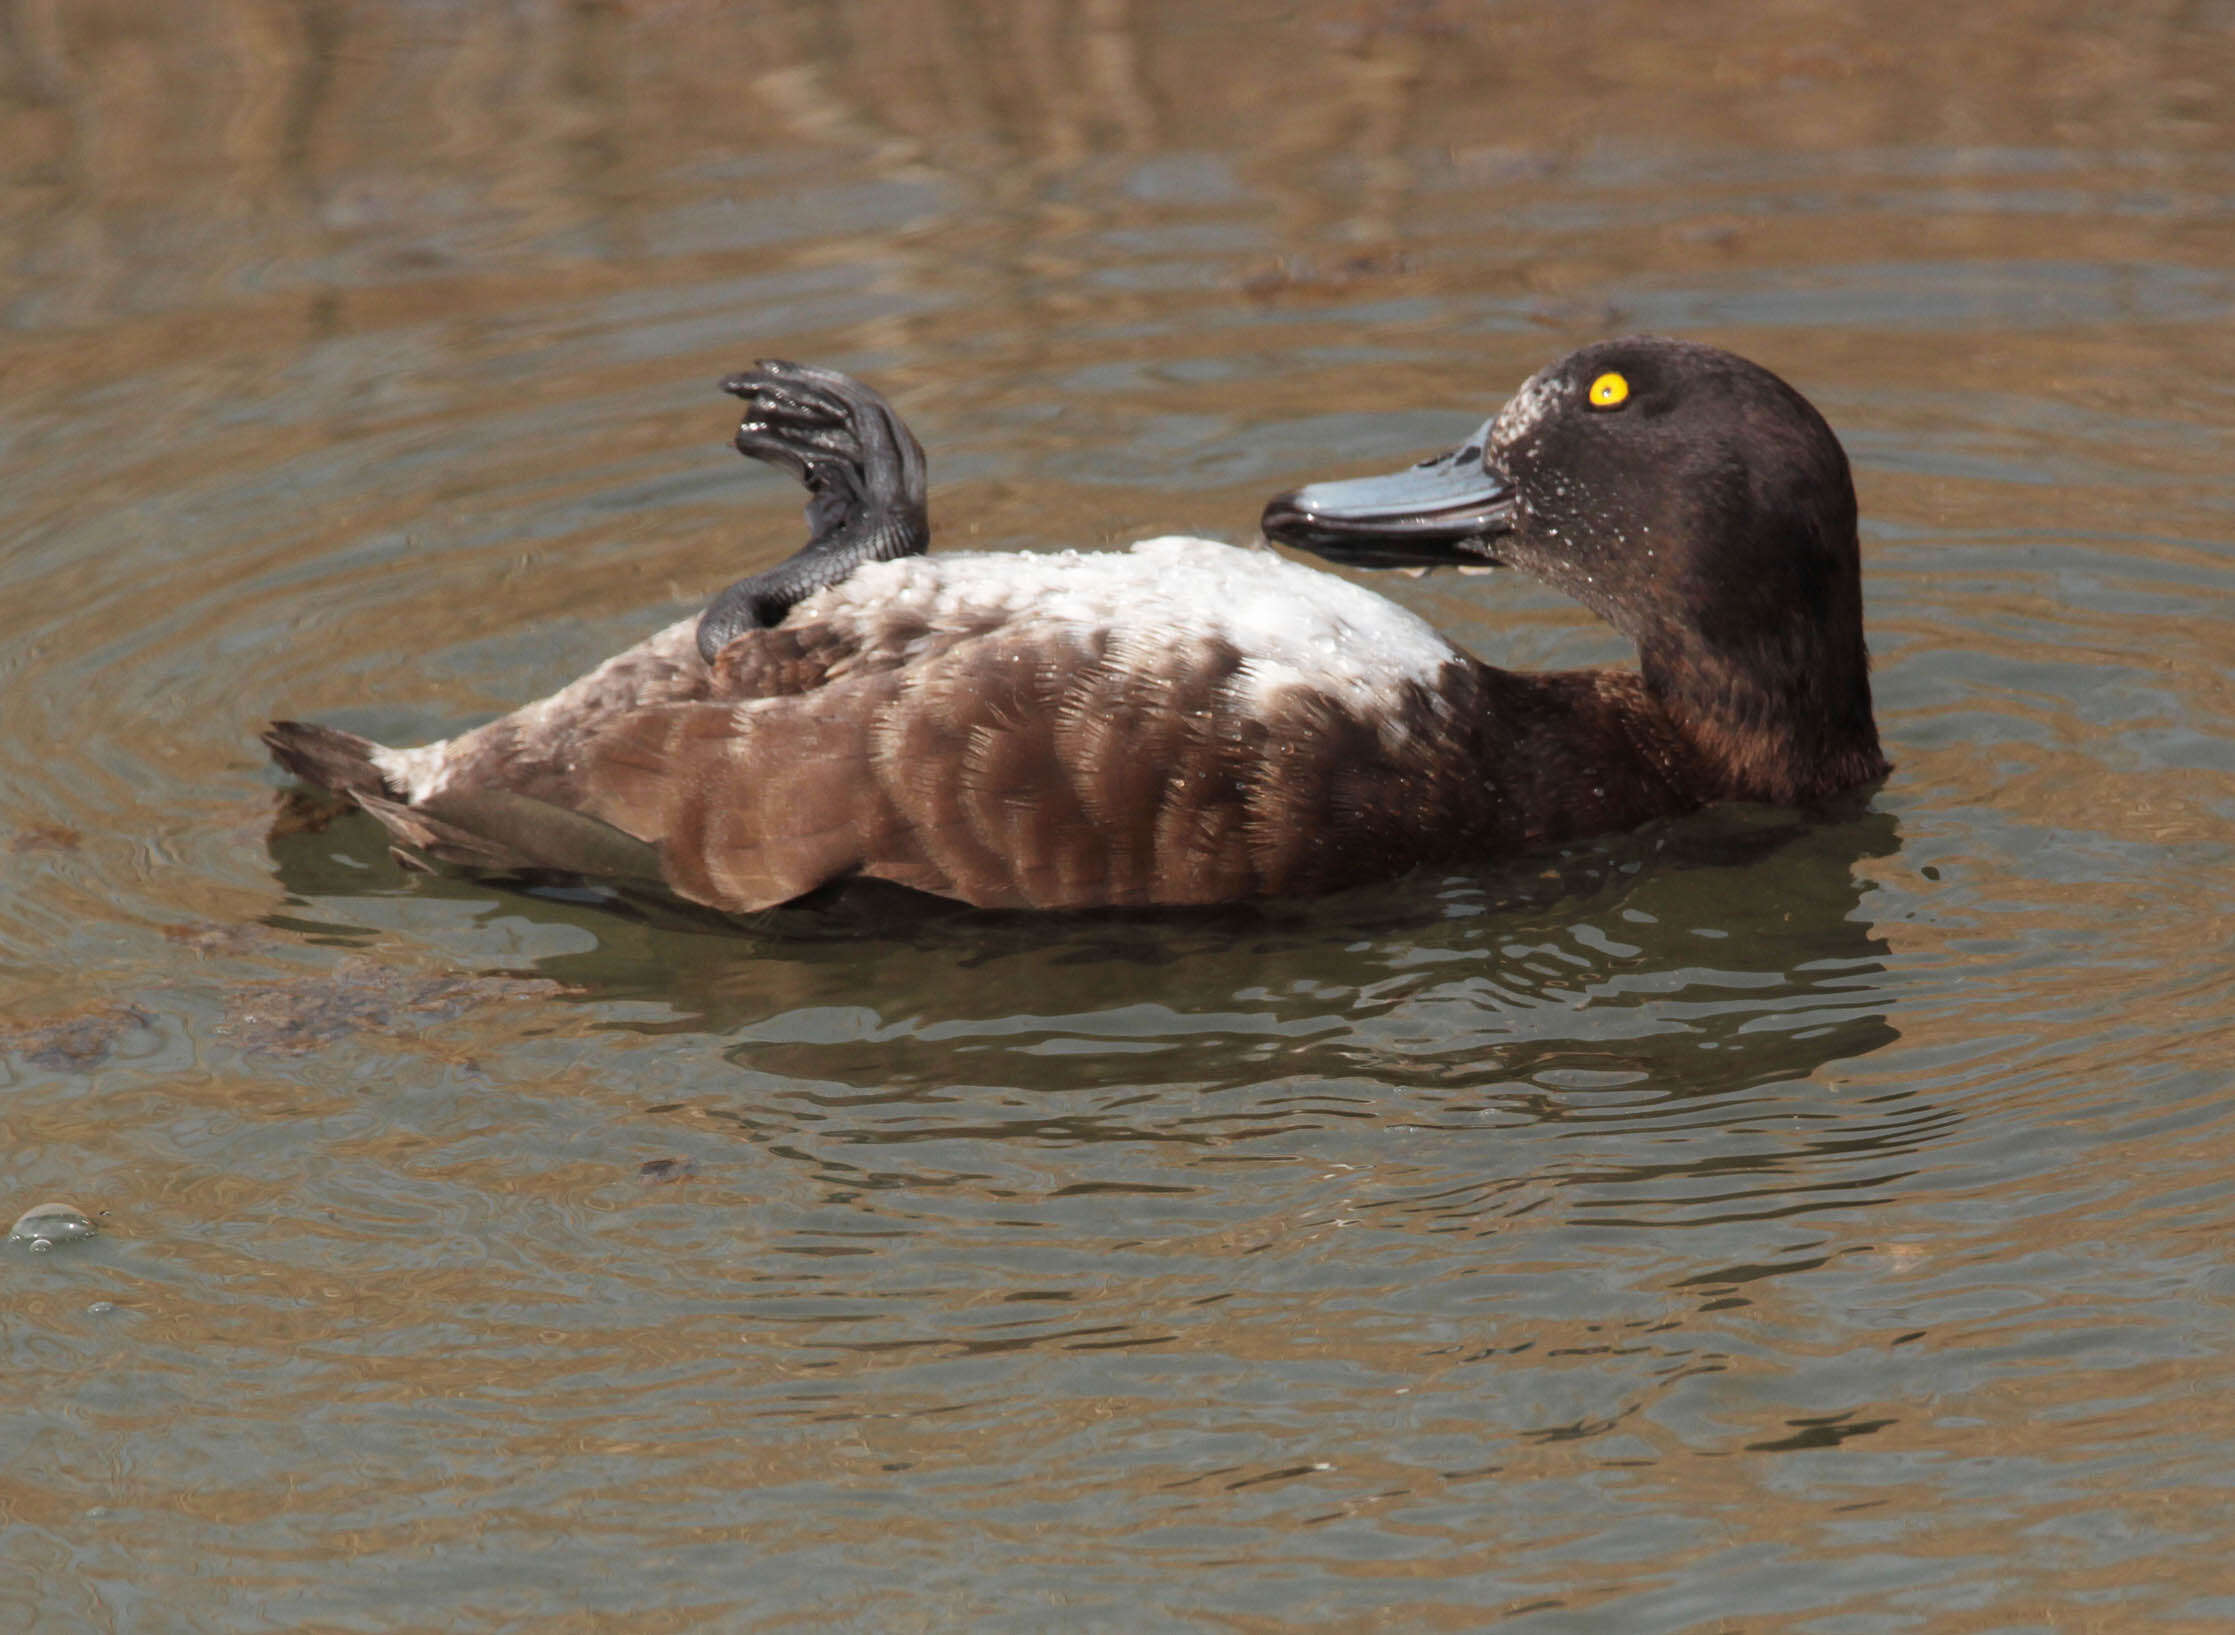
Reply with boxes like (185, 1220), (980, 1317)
(264, 336), (1888, 913)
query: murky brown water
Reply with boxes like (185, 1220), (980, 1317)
(7, 2), (2235, 1628)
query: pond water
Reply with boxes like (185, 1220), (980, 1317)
(7, 3), (2235, 1629)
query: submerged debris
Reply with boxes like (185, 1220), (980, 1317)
(2, 1006), (158, 1072)
(160, 922), (270, 957)
(220, 958), (561, 1054)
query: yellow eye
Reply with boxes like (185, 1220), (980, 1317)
(1588, 371), (1630, 410)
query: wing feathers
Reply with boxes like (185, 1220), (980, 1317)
(272, 563), (1504, 912)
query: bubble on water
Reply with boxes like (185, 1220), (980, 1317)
(9, 1201), (97, 1251)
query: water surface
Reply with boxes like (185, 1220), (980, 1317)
(6, 3), (2235, 1629)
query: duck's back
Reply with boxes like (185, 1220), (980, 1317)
(589, 537), (1506, 909)
(275, 536), (1707, 910)
(336, 537), (1507, 909)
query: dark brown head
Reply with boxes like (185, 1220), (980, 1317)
(1262, 336), (1888, 804)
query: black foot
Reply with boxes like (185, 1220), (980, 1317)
(698, 361), (930, 663)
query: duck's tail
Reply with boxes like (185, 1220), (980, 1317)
(262, 720), (397, 801)
(263, 719), (668, 885)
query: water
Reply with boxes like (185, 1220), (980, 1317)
(7, 3), (2235, 1628)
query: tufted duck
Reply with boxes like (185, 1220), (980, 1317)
(265, 338), (1887, 911)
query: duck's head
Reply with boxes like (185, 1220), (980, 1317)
(1261, 336), (1887, 804)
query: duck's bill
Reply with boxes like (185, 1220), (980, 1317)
(1260, 428), (1516, 569)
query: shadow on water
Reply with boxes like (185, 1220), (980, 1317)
(261, 791), (1911, 1185)
(17, 4), (2235, 1625)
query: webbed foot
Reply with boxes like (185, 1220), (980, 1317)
(698, 361), (930, 663)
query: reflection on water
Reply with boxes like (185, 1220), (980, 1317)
(7, 2), (2235, 1629)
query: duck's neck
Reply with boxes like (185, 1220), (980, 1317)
(1636, 620), (1887, 806)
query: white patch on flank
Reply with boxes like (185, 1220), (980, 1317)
(372, 740), (456, 802)
(797, 536), (1461, 731)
